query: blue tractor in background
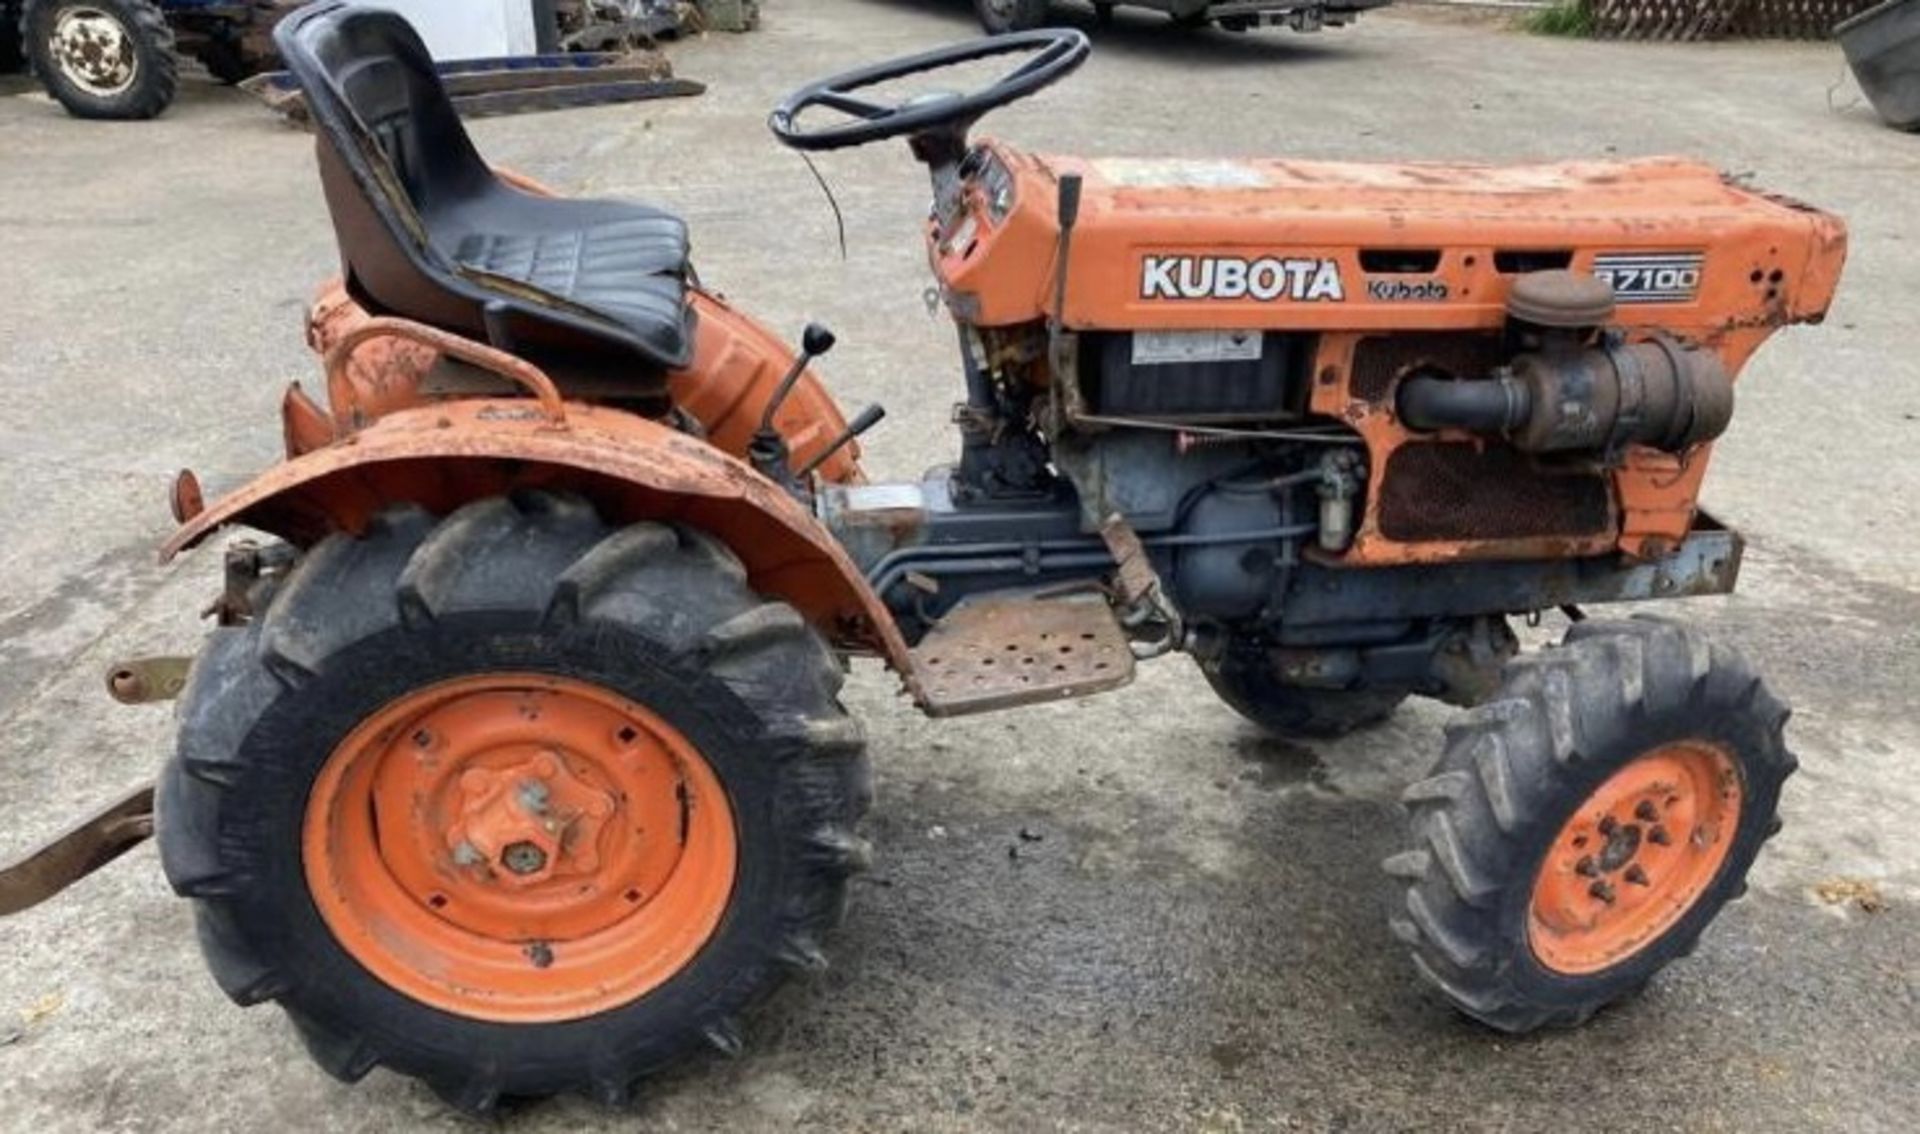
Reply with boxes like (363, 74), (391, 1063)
(4, 0), (295, 118)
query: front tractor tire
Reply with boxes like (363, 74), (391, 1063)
(1384, 618), (1794, 1033)
(158, 493), (871, 1110)
(24, 0), (178, 120)
(974, 0), (1051, 34)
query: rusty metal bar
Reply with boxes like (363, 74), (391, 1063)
(0, 785), (156, 917)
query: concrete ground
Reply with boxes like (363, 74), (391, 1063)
(2, 1), (1916, 1129)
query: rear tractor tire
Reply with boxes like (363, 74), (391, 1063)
(158, 492), (871, 1110)
(974, 0), (1051, 34)
(24, 0), (177, 120)
(1384, 618), (1794, 1033)
(1201, 647), (1407, 740)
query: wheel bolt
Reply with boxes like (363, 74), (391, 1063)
(1635, 800), (1659, 822)
(1648, 825), (1672, 846)
(1575, 856), (1598, 877)
(1624, 865), (1650, 886)
(501, 841), (548, 876)
(1598, 816), (1618, 836)
(1588, 880), (1616, 904)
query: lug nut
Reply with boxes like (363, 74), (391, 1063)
(1575, 856), (1598, 877)
(501, 841), (548, 876)
(1624, 865), (1650, 886)
(1598, 816), (1618, 836)
(1635, 800), (1659, 822)
(1588, 880), (1616, 904)
(1648, 825), (1672, 846)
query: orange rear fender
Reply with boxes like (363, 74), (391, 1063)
(163, 400), (913, 676)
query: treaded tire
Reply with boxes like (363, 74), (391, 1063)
(974, 0), (1051, 34)
(157, 492), (871, 1111)
(1383, 617), (1795, 1033)
(193, 38), (253, 85)
(1201, 651), (1407, 740)
(24, 0), (177, 119)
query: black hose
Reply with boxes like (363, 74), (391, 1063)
(1396, 374), (1531, 434)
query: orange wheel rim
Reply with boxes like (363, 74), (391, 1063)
(303, 673), (738, 1023)
(1528, 739), (1742, 976)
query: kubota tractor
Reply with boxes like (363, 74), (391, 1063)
(0, 3), (1847, 1113)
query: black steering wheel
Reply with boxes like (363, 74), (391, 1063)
(768, 29), (1090, 154)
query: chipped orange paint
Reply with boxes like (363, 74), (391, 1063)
(299, 280), (862, 483)
(165, 398), (914, 675)
(303, 672), (739, 1022)
(1528, 739), (1742, 975)
(935, 144), (1847, 564)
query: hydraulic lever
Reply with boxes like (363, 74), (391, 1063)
(797, 403), (887, 479)
(749, 322), (836, 492)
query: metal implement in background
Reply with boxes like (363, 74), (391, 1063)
(0, 785), (156, 916)
(242, 50), (704, 123)
(1838, 0), (1920, 131)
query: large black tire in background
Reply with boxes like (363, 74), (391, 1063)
(158, 493), (872, 1110)
(24, 0), (176, 119)
(975, 0), (1052, 34)
(1201, 648), (1408, 739)
(1, 3), (26, 73)
(1383, 618), (1794, 1033)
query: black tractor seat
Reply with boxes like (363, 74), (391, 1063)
(276, 2), (695, 374)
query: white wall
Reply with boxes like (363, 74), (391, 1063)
(349, 0), (540, 61)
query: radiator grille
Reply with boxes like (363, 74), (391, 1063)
(1378, 443), (1613, 543)
(1350, 333), (1508, 405)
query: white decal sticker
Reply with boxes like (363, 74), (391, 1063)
(1131, 329), (1265, 367)
(1093, 159), (1272, 190)
(1593, 252), (1704, 304)
(1141, 256), (1345, 303)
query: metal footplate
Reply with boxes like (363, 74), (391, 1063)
(910, 592), (1136, 718)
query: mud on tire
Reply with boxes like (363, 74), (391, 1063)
(157, 492), (871, 1110)
(1382, 617), (1795, 1033)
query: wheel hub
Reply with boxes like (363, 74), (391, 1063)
(445, 751), (616, 889)
(51, 8), (138, 96)
(1528, 739), (1743, 975)
(303, 674), (738, 1023)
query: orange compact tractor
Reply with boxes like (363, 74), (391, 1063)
(1, 4), (1847, 1112)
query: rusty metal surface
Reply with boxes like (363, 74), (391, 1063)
(0, 785), (155, 917)
(159, 399), (916, 679)
(1282, 513), (1745, 628)
(105, 657), (191, 705)
(911, 593), (1134, 718)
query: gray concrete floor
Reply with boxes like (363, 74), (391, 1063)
(2, 1), (1916, 1130)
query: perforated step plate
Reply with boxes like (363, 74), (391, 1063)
(910, 593), (1136, 718)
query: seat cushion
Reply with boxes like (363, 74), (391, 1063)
(451, 212), (692, 364)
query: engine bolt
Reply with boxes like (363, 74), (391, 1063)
(501, 841), (548, 876)
(1589, 880), (1616, 904)
(1648, 825), (1672, 846)
(1624, 865), (1650, 886)
(1635, 800), (1659, 822)
(1575, 856), (1598, 877)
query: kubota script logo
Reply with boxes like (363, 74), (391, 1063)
(1141, 256), (1345, 303)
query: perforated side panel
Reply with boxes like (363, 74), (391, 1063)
(1350, 334), (1508, 405)
(1378, 443), (1613, 543)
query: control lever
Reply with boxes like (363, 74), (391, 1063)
(749, 322), (836, 489)
(796, 403), (887, 480)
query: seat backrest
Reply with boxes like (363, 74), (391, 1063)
(274, 3), (669, 362)
(276, 5), (487, 323)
